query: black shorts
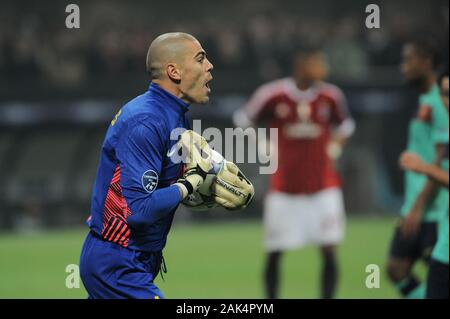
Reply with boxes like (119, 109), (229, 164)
(426, 259), (449, 299)
(389, 220), (437, 263)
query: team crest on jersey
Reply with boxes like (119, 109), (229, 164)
(275, 103), (291, 119)
(142, 170), (158, 193)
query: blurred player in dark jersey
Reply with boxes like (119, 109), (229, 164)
(386, 40), (448, 299)
(234, 48), (355, 299)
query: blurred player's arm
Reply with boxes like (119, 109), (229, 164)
(400, 151), (449, 188)
(328, 86), (355, 159)
(118, 122), (184, 226)
(400, 144), (446, 238)
(328, 118), (355, 159)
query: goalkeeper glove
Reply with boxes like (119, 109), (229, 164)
(172, 130), (213, 199)
(211, 161), (255, 210)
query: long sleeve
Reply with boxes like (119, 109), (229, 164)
(117, 121), (181, 226)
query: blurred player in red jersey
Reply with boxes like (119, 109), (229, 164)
(234, 48), (355, 299)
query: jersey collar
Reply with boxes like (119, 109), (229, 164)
(148, 82), (190, 113)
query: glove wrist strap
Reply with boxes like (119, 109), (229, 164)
(174, 181), (193, 198)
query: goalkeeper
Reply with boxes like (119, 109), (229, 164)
(79, 32), (252, 299)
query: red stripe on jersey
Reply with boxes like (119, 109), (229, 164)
(102, 220), (114, 240)
(101, 164), (132, 247)
(118, 229), (131, 246)
(103, 218), (120, 240)
(113, 223), (128, 243)
(107, 219), (123, 241)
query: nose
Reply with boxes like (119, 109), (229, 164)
(206, 58), (214, 72)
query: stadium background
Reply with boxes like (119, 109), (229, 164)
(0, 0), (448, 298)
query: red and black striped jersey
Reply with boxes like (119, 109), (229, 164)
(241, 77), (354, 194)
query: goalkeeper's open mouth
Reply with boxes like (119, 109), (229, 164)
(205, 77), (212, 93)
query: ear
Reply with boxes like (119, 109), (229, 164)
(166, 63), (181, 82)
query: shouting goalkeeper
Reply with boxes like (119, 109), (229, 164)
(79, 32), (254, 299)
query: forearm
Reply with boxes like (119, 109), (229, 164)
(327, 133), (350, 160)
(332, 134), (349, 147)
(127, 185), (182, 226)
(409, 177), (438, 217)
(411, 144), (447, 212)
(333, 118), (355, 145)
(329, 119), (354, 159)
(422, 164), (449, 188)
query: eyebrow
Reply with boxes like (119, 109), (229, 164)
(194, 51), (206, 59)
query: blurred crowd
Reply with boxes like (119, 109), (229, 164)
(0, 0), (448, 92)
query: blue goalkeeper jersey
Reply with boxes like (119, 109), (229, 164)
(87, 83), (190, 252)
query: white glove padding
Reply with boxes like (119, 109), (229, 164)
(182, 188), (219, 211)
(181, 151), (224, 210)
(210, 161), (255, 210)
(176, 130), (213, 173)
(173, 130), (213, 198)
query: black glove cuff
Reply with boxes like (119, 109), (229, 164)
(197, 166), (207, 180)
(179, 179), (194, 195)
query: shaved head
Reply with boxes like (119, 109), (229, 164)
(146, 32), (199, 80)
(145, 32), (213, 105)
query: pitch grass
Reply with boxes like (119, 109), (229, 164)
(0, 217), (427, 299)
